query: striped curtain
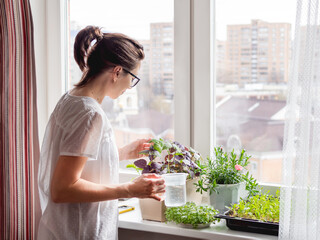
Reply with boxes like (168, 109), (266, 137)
(0, 0), (40, 239)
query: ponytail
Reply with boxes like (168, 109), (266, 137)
(73, 26), (103, 72)
(73, 25), (144, 87)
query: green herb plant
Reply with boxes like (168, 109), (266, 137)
(165, 202), (220, 228)
(195, 146), (259, 197)
(228, 190), (280, 223)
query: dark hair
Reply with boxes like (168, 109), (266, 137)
(74, 25), (145, 87)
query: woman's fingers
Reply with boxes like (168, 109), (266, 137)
(143, 176), (164, 189)
(151, 187), (165, 195)
(151, 178), (165, 186)
(143, 173), (163, 180)
(150, 194), (163, 201)
(149, 179), (166, 199)
(147, 179), (165, 193)
(140, 142), (152, 152)
(150, 183), (166, 193)
(157, 186), (166, 192)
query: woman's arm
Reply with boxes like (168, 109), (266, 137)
(50, 155), (165, 203)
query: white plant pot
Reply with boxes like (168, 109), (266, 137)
(209, 182), (246, 214)
(186, 177), (203, 205)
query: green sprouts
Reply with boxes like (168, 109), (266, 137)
(165, 202), (220, 228)
(228, 191), (280, 223)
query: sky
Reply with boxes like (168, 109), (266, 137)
(70, 0), (174, 40)
(70, 0), (297, 40)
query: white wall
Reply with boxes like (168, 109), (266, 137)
(30, 0), (67, 144)
(30, 0), (47, 144)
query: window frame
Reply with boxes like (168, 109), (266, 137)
(174, 0), (215, 157)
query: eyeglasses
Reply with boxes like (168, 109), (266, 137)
(123, 69), (141, 88)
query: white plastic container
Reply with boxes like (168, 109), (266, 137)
(162, 173), (187, 207)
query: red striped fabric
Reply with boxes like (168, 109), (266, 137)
(0, 0), (40, 239)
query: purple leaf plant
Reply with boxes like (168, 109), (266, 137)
(126, 138), (202, 179)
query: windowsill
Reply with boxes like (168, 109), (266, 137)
(118, 198), (277, 240)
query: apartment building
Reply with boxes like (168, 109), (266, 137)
(149, 22), (174, 99)
(225, 19), (291, 85)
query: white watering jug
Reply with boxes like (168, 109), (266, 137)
(162, 173), (187, 207)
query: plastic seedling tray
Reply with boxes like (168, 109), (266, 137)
(215, 210), (279, 236)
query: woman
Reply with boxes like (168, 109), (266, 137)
(37, 26), (165, 240)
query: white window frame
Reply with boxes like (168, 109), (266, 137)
(174, 0), (215, 157)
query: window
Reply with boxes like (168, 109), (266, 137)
(67, 0), (174, 170)
(216, 0), (295, 184)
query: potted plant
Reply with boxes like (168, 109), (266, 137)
(195, 146), (259, 213)
(215, 191), (280, 236)
(126, 138), (203, 222)
(165, 202), (220, 229)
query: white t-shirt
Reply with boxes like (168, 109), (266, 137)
(37, 92), (119, 240)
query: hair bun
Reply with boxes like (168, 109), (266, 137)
(74, 26), (103, 71)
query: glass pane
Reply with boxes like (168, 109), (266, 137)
(215, 0), (296, 183)
(67, 0), (174, 169)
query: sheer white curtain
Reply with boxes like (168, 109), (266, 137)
(280, 0), (320, 239)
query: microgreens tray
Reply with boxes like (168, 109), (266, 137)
(215, 211), (279, 236)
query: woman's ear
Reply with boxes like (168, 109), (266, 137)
(114, 66), (122, 76)
(112, 66), (122, 83)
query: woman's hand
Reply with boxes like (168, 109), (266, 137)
(118, 138), (152, 161)
(126, 174), (165, 201)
